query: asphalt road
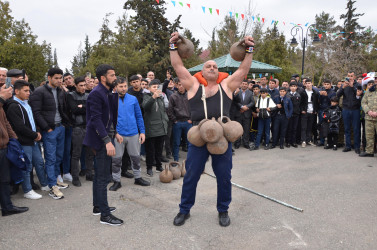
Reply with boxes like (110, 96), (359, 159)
(1, 145), (376, 250)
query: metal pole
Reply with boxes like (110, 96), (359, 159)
(204, 172), (304, 212)
(301, 37), (306, 76)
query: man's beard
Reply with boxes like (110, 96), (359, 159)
(106, 79), (117, 90)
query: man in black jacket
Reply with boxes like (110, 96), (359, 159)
(6, 80), (48, 199)
(67, 76), (94, 187)
(234, 79), (255, 149)
(168, 79), (192, 162)
(286, 81), (301, 147)
(300, 79), (319, 147)
(337, 71), (363, 154)
(29, 68), (70, 199)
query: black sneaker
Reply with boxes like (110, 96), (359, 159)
(218, 211), (230, 227)
(147, 169), (153, 177)
(79, 170), (86, 177)
(121, 171), (134, 178)
(100, 214), (123, 226)
(161, 156), (169, 163)
(86, 175), (93, 181)
(156, 166), (163, 173)
(93, 206), (116, 216)
(134, 178), (150, 186)
(173, 212), (190, 226)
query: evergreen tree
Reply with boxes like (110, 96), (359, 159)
(53, 48), (59, 68)
(123, 0), (182, 79)
(340, 0), (364, 47)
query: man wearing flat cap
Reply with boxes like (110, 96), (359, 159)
(7, 69), (24, 87)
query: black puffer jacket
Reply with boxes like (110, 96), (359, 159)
(6, 99), (38, 146)
(29, 84), (70, 131)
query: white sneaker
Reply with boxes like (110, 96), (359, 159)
(24, 190), (42, 200)
(140, 155), (146, 162)
(49, 186), (64, 200)
(63, 173), (73, 182)
(301, 142), (306, 148)
(57, 175), (63, 183)
(41, 185), (50, 191)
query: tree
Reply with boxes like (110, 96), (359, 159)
(0, 1), (52, 83)
(123, 0), (182, 79)
(53, 48), (59, 68)
(340, 0), (364, 47)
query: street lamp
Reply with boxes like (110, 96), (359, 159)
(290, 24), (321, 76)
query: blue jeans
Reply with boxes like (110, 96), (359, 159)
(179, 142), (232, 214)
(172, 121), (192, 161)
(255, 118), (271, 147)
(342, 109), (361, 149)
(42, 126), (65, 187)
(63, 126), (72, 174)
(92, 145), (112, 216)
(21, 143), (48, 193)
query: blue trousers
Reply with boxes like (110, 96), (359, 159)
(92, 146), (112, 216)
(342, 109), (361, 149)
(179, 142), (232, 214)
(172, 121), (192, 161)
(273, 114), (289, 146)
(255, 118), (271, 147)
(21, 143), (48, 193)
(42, 126), (65, 187)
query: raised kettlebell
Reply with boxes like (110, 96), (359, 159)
(207, 136), (228, 155)
(200, 117), (224, 143)
(187, 119), (208, 147)
(230, 39), (246, 61)
(218, 116), (243, 142)
(180, 159), (186, 177)
(159, 164), (173, 183)
(169, 161), (181, 180)
(177, 35), (194, 59)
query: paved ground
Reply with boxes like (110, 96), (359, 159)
(1, 145), (377, 250)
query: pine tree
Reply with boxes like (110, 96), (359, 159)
(340, 0), (364, 47)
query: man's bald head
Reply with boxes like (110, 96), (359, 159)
(202, 60), (219, 82)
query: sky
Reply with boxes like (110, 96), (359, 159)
(6, 0), (376, 74)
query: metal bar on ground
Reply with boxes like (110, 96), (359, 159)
(203, 172), (304, 212)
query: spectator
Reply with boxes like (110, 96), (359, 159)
(147, 71), (155, 80)
(252, 88), (276, 150)
(168, 79), (192, 162)
(337, 71), (363, 154)
(317, 79), (336, 146)
(360, 80), (377, 157)
(234, 79), (255, 149)
(301, 79), (319, 147)
(63, 73), (75, 92)
(286, 81), (301, 148)
(29, 68), (70, 199)
(142, 79), (168, 177)
(109, 77), (149, 191)
(250, 84), (261, 144)
(271, 87), (293, 149)
(0, 84), (29, 216)
(322, 97), (342, 150)
(6, 80), (48, 199)
(268, 79), (279, 99)
(0, 67), (7, 87)
(67, 76), (94, 187)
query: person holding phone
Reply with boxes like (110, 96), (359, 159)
(337, 71), (363, 154)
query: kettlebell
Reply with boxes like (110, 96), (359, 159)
(230, 39), (247, 61)
(177, 35), (194, 59)
(207, 136), (228, 155)
(169, 161), (181, 180)
(218, 116), (243, 142)
(187, 119), (208, 147)
(180, 159), (186, 177)
(200, 117), (224, 143)
(159, 165), (173, 183)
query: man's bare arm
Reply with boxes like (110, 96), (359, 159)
(169, 32), (196, 91)
(224, 37), (255, 92)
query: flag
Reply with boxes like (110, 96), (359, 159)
(187, 3), (190, 8)
(202, 6), (205, 13)
(171, 1), (176, 7)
